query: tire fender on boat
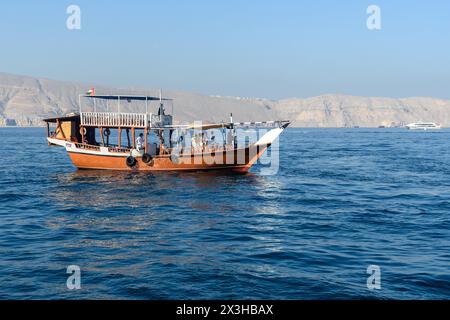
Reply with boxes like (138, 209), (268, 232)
(142, 153), (153, 165)
(126, 156), (136, 168)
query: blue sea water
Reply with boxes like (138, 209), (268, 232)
(0, 127), (449, 299)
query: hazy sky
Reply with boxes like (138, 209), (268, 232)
(1, 0), (449, 99)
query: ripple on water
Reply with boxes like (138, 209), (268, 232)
(0, 128), (449, 299)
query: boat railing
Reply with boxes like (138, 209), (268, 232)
(74, 142), (101, 151)
(81, 112), (149, 128)
(108, 146), (131, 153)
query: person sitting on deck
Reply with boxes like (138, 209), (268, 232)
(136, 133), (144, 152)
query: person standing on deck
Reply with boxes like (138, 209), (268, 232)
(136, 133), (144, 152)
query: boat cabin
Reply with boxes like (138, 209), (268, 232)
(44, 113), (82, 143)
(44, 94), (176, 155)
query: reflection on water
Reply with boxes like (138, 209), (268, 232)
(52, 168), (274, 210)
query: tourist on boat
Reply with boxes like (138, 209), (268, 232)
(136, 133), (144, 151)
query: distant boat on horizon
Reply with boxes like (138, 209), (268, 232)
(405, 122), (441, 130)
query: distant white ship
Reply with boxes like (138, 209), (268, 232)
(405, 122), (441, 130)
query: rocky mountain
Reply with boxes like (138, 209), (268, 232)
(1, 72), (449, 127)
(275, 95), (450, 128)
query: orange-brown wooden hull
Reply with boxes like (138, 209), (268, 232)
(67, 145), (269, 173)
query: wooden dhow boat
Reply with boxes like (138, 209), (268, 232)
(44, 92), (290, 173)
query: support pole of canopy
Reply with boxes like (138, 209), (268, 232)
(46, 122), (50, 145)
(131, 128), (135, 149)
(118, 127), (122, 148)
(99, 127), (105, 146)
(78, 94), (83, 126)
(118, 96), (121, 114)
(144, 127), (148, 154)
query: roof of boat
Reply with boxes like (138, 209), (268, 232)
(169, 120), (290, 130)
(43, 113), (80, 123)
(83, 95), (172, 101)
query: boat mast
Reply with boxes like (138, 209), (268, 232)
(230, 113), (237, 149)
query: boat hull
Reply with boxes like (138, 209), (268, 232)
(66, 145), (270, 173)
(48, 122), (288, 173)
(405, 122), (441, 130)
